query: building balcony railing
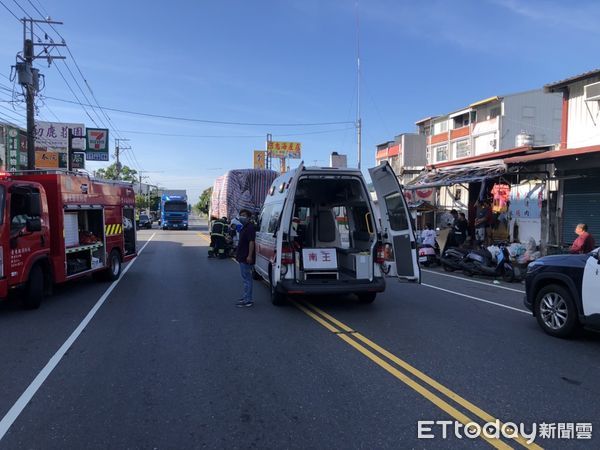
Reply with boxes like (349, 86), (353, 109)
(450, 126), (470, 140)
(430, 133), (448, 145)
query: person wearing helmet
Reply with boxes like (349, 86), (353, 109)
(208, 216), (228, 258)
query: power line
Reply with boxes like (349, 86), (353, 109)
(21, 0), (145, 173)
(40, 95), (355, 127)
(52, 63), (99, 127)
(0, 0), (19, 20)
(26, 0), (124, 137)
(115, 126), (356, 139)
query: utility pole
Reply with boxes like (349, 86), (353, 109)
(266, 133), (272, 170)
(355, 2), (362, 170)
(138, 173), (149, 212)
(114, 138), (130, 179)
(137, 171), (162, 214)
(15, 18), (66, 170)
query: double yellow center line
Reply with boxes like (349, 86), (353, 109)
(295, 300), (542, 450)
(197, 230), (541, 449)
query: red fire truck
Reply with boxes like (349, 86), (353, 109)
(0, 171), (137, 309)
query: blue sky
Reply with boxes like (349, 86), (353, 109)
(1, 0), (599, 201)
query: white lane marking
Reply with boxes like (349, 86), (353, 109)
(421, 283), (530, 315)
(0, 233), (156, 441)
(421, 269), (526, 294)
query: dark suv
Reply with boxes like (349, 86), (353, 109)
(137, 214), (152, 230)
(524, 249), (600, 338)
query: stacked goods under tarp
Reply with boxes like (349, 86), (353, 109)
(210, 169), (278, 219)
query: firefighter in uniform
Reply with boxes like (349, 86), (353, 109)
(208, 217), (229, 258)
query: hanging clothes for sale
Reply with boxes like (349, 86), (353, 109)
(491, 183), (510, 213)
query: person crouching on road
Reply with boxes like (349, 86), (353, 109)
(208, 217), (228, 258)
(236, 209), (256, 308)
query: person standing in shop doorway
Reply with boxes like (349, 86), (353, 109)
(475, 200), (491, 246)
(569, 223), (596, 254)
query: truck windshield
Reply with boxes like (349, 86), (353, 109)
(164, 201), (187, 212)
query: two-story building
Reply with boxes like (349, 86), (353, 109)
(375, 133), (427, 185)
(404, 89), (563, 246)
(417, 89), (562, 167)
(504, 69), (600, 249)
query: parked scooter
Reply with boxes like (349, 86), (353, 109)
(418, 244), (439, 267)
(440, 246), (469, 272)
(418, 228), (453, 268)
(460, 242), (515, 282)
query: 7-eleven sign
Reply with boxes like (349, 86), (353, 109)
(86, 128), (109, 152)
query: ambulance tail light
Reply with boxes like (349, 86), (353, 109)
(376, 242), (393, 264)
(281, 243), (294, 265)
(0, 246), (4, 278)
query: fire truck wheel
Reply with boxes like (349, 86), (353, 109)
(106, 250), (122, 281)
(23, 264), (44, 310)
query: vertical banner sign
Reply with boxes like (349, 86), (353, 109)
(0, 126), (5, 170)
(6, 127), (20, 171)
(18, 130), (28, 169)
(253, 150), (266, 169)
(71, 152), (85, 169)
(85, 128), (109, 161)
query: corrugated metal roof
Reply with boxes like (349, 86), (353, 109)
(469, 96), (500, 108)
(406, 162), (507, 189)
(544, 69), (600, 92)
(429, 146), (533, 169)
(415, 116), (438, 125)
(504, 145), (600, 164)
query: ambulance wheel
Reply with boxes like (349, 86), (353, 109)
(358, 292), (377, 304)
(269, 267), (286, 306)
(22, 264), (44, 310)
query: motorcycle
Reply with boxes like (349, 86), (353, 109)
(418, 244), (440, 267)
(460, 242), (515, 282)
(440, 246), (469, 272)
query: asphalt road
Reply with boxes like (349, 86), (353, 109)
(0, 219), (598, 449)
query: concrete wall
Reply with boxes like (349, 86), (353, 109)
(501, 89), (562, 150)
(402, 133), (427, 168)
(566, 76), (600, 148)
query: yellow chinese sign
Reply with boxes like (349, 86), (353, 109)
(35, 151), (60, 168)
(267, 141), (301, 159)
(253, 150), (266, 169)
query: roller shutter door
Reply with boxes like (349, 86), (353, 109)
(562, 177), (600, 244)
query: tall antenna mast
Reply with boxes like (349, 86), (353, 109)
(356, 1), (362, 170)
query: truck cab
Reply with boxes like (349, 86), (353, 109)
(160, 193), (189, 230)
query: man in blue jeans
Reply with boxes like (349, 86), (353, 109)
(235, 209), (256, 307)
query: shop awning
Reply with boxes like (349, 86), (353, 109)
(405, 162), (507, 189)
(504, 145), (600, 164)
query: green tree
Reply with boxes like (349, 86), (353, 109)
(95, 163), (138, 182)
(135, 194), (149, 211)
(195, 187), (212, 214)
